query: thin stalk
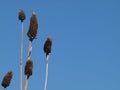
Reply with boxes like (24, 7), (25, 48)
(23, 40), (32, 90)
(20, 22), (24, 90)
(24, 76), (29, 90)
(4, 88), (6, 90)
(28, 41), (32, 58)
(44, 55), (49, 90)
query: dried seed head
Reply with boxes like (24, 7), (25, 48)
(44, 37), (52, 55)
(1, 71), (13, 88)
(27, 12), (38, 41)
(25, 58), (33, 78)
(18, 10), (26, 22)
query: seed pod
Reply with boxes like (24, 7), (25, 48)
(25, 58), (33, 78)
(44, 37), (52, 55)
(18, 10), (26, 22)
(1, 71), (13, 88)
(27, 12), (38, 41)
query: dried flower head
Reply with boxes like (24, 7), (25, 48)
(1, 71), (13, 88)
(44, 37), (52, 55)
(27, 12), (38, 41)
(18, 10), (26, 22)
(25, 58), (33, 78)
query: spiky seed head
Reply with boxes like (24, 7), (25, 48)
(27, 12), (38, 41)
(24, 58), (33, 78)
(1, 71), (13, 88)
(44, 37), (52, 55)
(18, 10), (26, 22)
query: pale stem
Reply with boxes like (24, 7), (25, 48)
(27, 41), (32, 58)
(4, 88), (6, 90)
(20, 22), (24, 90)
(24, 76), (29, 90)
(44, 55), (49, 90)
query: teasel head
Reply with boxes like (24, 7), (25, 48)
(24, 58), (33, 79)
(27, 12), (38, 42)
(1, 71), (13, 88)
(18, 9), (26, 22)
(44, 37), (52, 56)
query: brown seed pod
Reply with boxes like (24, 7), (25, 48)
(1, 71), (13, 88)
(18, 10), (26, 22)
(27, 12), (38, 41)
(44, 37), (52, 55)
(24, 58), (33, 78)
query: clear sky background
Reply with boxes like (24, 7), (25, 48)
(0, 0), (120, 90)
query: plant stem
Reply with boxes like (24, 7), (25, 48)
(28, 41), (32, 58)
(23, 40), (32, 90)
(44, 55), (49, 90)
(20, 22), (24, 90)
(4, 88), (6, 90)
(24, 76), (29, 90)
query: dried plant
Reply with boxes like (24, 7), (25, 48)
(27, 12), (38, 42)
(19, 9), (26, 90)
(19, 10), (26, 22)
(24, 58), (33, 78)
(1, 71), (13, 89)
(23, 12), (38, 90)
(43, 37), (52, 90)
(44, 37), (52, 56)
(24, 58), (33, 90)
(1, 10), (54, 90)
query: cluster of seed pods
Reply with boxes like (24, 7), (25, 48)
(1, 9), (52, 90)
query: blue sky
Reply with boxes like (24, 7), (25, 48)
(0, 0), (120, 90)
